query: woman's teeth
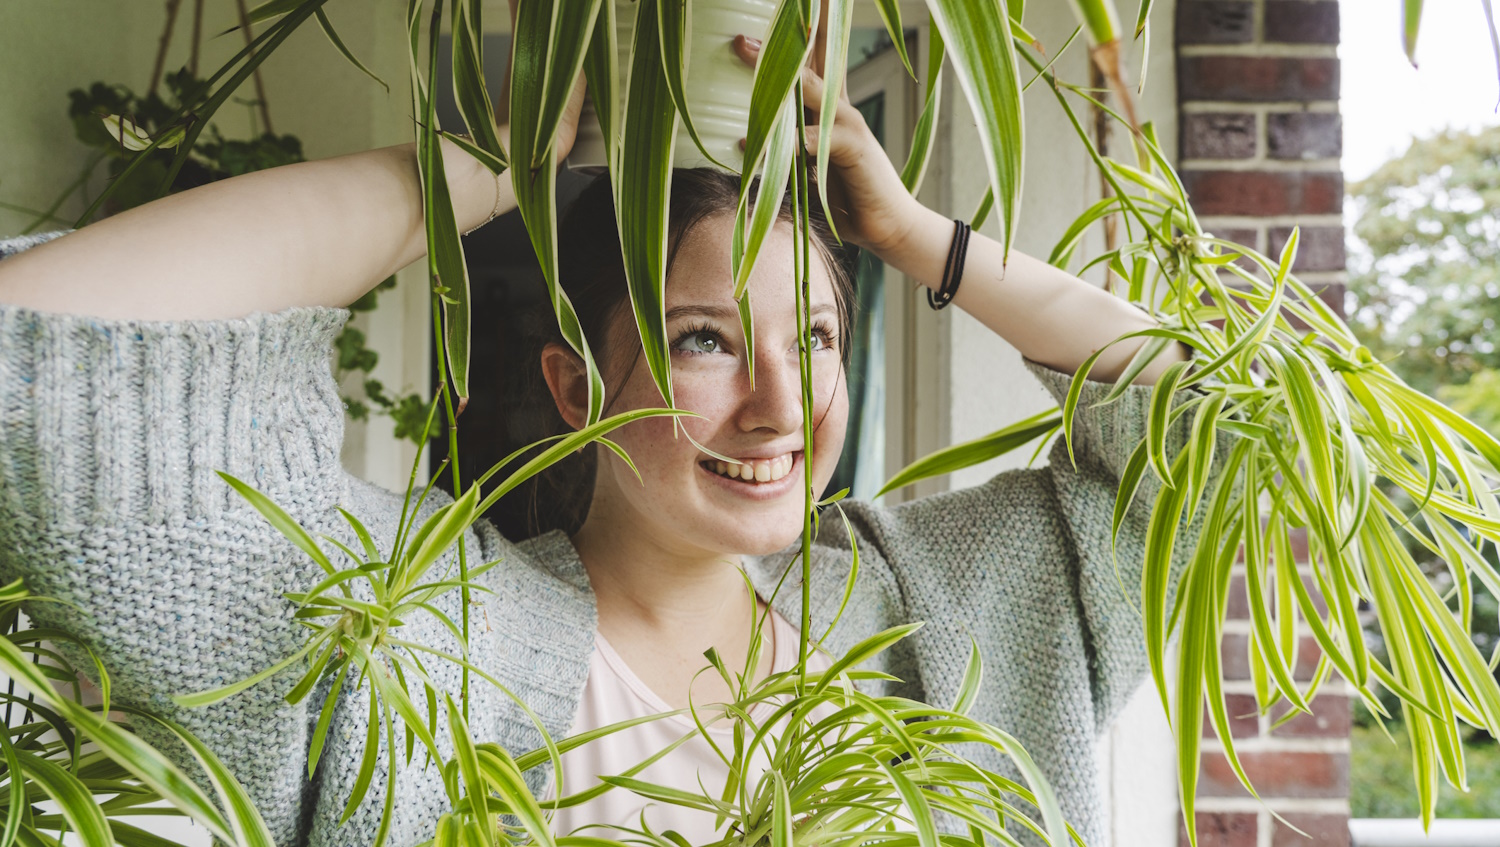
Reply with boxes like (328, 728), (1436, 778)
(708, 454), (795, 483)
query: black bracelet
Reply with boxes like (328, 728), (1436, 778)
(926, 218), (970, 311)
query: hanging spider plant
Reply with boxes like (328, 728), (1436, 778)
(34, 0), (1500, 844)
(880, 22), (1500, 847)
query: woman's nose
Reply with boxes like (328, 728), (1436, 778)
(737, 345), (804, 435)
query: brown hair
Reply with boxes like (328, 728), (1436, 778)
(486, 168), (856, 541)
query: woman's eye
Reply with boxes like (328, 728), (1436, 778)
(809, 328), (837, 352)
(675, 330), (722, 354)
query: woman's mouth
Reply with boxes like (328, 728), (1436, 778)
(700, 452), (797, 484)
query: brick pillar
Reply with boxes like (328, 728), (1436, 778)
(1175, 3), (1350, 846)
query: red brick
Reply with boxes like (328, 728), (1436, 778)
(1271, 812), (1350, 847)
(1268, 225), (1346, 271)
(1227, 573), (1250, 619)
(1294, 635), (1327, 681)
(1265, 2), (1340, 44)
(1287, 527), (1309, 562)
(1178, 2), (1255, 44)
(1227, 567), (1328, 620)
(1204, 692), (1261, 739)
(1182, 811), (1257, 847)
(1182, 170), (1343, 216)
(1183, 112), (1258, 159)
(1320, 281), (1347, 319)
(1222, 632), (1252, 680)
(1221, 633), (1331, 683)
(1268, 112), (1343, 160)
(1200, 750), (1349, 798)
(1271, 693), (1351, 738)
(1279, 282), (1348, 331)
(1179, 57), (1340, 102)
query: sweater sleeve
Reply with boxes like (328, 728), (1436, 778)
(832, 358), (1212, 739)
(1021, 358), (1201, 729)
(0, 233), (353, 845)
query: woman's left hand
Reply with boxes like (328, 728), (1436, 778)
(732, 35), (919, 258)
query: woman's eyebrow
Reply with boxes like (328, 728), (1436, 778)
(665, 304), (738, 322)
(665, 303), (838, 321)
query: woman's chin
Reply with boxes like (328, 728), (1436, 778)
(691, 512), (806, 558)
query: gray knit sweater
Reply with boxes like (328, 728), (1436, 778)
(0, 231), (1196, 847)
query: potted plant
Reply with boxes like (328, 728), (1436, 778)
(11, 0), (1500, 845)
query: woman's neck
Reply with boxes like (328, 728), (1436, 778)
(572, 508), (751, 632)
(570, 503), (769, 709)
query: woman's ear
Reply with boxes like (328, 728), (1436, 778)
(540, 342), (590, 430)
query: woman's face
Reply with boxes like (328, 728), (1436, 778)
(586, 213), (849, 559)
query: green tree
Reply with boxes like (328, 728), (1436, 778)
(1347, 125), (1500, 396)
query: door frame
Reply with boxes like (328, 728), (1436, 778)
(844, 28), (950, 504)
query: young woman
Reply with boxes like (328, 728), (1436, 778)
(0, 34), (1189, 847)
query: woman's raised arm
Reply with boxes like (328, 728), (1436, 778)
(0, 134), (514, 321)
(736, 35), (1186, 385)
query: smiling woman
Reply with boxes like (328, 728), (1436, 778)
(0, 21), (1195, 843)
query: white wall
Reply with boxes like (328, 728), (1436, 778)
(0, 1), (427, 493)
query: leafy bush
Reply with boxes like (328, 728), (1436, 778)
(1352, 723), (1500, 818)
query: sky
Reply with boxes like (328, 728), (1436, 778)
(1340, 0), (1500, 181)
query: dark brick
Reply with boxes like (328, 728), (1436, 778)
(1200, 750), (1349, 798)
(1182, 170), (1344, 216)
(1184, 112), (1258, 159)
(1227, 573), (1250, 619)
(1287, 526), (1309, 561)
(1265, 1), (1340, 44)
(1204, 692), (1261, 739)
(1284, 285), (1347, 330)
(1294, 635), (1331, 681)
(1179, 57), (1340, 102)
(1271, 812), (1350, 847)
(1321, 281), (1347, 318)
(1268, 225), (1346, 271)
(1223, 632), (1251, 680)
(1182, 811), (1257, 847)
(1178, 1), (1254, 44)
(1222, 632), (1333, 683)
(1268, 112), (1343, 159)
(1210, 227), (1264, 273)
(1271, 693), (1352, 738)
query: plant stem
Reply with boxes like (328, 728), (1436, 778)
(1089, 60), (1119, 294)
(430, 293), (471, 718)
(794, 85), (814, 678)
(189, 0), (204, 75)
(150, 0), (184, 96)
(234, 0), (276, 136)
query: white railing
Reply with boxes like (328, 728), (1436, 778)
(1350, 819), (1500, 847)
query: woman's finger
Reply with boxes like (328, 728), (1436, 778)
(798, 64), (827, 108)
(732, 34), (761, 67)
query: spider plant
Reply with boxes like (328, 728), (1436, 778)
(28, 0), (1500, 844)
(882, 32), (1500, 846)
(560, 630), (1075, 847)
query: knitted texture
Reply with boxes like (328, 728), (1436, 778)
(0, 232), (1201, 847)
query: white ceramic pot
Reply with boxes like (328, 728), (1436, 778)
(567, 0), (778, 174)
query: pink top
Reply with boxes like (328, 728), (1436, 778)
(547, 609), (832, 843)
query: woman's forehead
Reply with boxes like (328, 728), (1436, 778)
(666, 215), (838, 313)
